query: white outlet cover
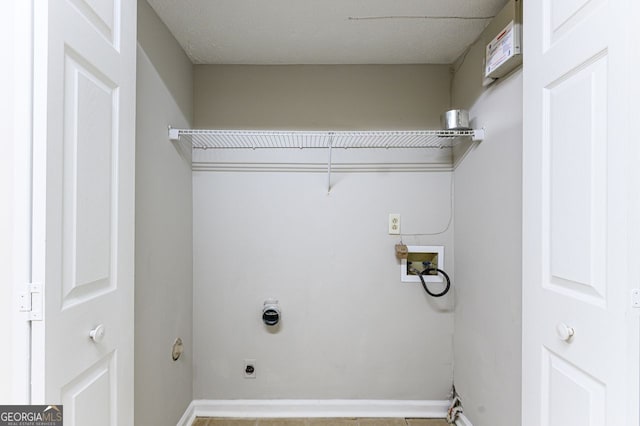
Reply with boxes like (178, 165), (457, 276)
(389, 213), (401, 235)
(400, 245), (445, 283)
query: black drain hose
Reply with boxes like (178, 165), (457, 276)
(412, 266), (451, 298)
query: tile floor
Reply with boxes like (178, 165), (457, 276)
(192, 418), (448, 426)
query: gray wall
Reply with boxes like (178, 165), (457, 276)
(135, 2), (193, 424)
(138, 0), (193, 122)
(192, 65), (456, 400)
(194, 65), (450, 130)
(451, 24), (523, 426)
(193, 171), (455, 399)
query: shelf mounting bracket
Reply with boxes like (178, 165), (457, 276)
(327, 134), (334, 194)
(168, 126), (180, 141)
(472, 128), (486, 142)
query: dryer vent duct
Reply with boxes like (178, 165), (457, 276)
(262, 299), (281, 326)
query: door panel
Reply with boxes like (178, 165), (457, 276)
(541, 348), (606, 426)
(68, 0), (120, 48)
(31, 0), (135, 424)
(545, 0), (604, 48)
(61, 352), (116, 426)
(62, 50), (117, 308)
(545, 53), (607, 304)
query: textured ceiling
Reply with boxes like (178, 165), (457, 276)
(146, 0), (509, 65)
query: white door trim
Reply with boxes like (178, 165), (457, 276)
(1, 0), (34, 404)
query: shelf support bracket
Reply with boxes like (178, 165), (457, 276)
(327, 134), (333, 194)
(472, 128), (485, 142)
(168, 126), (180, 141)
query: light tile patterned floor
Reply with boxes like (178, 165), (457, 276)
(192, 418), (448, 426)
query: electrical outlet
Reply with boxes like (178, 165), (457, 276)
(243, 359), (256, 379)
(389, 214), (400, 234)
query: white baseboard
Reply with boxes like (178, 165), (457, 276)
(177, 400), (197, 426)
(455, 413), (473, 426)
(177, 399), (449, 426)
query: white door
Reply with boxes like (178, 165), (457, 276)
(522, 0), (639, 425)
(31, 1), (136, 425)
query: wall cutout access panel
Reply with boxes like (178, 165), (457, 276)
(401, 245), (445, 283)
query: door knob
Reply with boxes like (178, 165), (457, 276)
(556, 322), (575, 342)
(89, 324), (105, 342)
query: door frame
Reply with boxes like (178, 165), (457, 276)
(4, 0), (639, 420)
(1, 0), (34, 404)
(626, 0), (640, 420)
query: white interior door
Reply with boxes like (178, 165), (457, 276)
(522, 0), (639, 425)
(31, 1), (136, 424)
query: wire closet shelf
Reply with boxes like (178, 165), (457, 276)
(168, 128), (485, 150)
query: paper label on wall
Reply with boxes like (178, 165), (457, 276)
(485, 20), (518, 77)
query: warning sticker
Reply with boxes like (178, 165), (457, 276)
(485, 20), (517, 77)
